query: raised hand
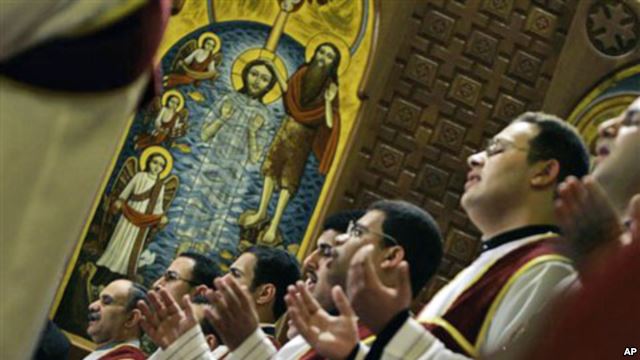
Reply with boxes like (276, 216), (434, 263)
(347, 244), (412, 333)
(285, 282), (359, 359)
(555, 175), (624, 263)
(138, 289), (198, 349)
(324, 82), (338, 102)
(204, 277), (259, 351)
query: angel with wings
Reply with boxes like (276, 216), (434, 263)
(134, 90), (189, 151)
(96, 146), (179, 278)
(163, 32), (223, 89)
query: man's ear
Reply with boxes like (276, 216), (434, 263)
(125, 308), (142, 329)
(531, 159), (560, 188)
(381, 246), (405, 269)
(204, 334), (219, 350)
(255, 283), (276, 305)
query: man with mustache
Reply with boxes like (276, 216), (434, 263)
(84, 279), (148, 360)
(239, 43), (342, 244)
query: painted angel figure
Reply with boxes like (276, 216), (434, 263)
(96, 146), (179, 278)
(134, 90), (189, 151)
(163, 32), (223, 89)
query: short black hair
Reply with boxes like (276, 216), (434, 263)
(125, 282), (148, 312)
(322, 210), (365, 233)
(246, 246), (301, 319)
(368, 200), (443, 297)
(178, 252), (220, 288)
(514, 112), (590, 183)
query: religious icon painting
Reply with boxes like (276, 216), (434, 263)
(51, 0), (377, 347)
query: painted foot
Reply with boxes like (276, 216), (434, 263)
(238, 209), (266, 227)
(260, 225), (279, 246)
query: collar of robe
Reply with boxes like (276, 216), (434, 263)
(481, 224), (560, 253)
(260, 323), (276, 337)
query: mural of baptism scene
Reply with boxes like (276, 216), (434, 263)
(52, 0), (375, 344)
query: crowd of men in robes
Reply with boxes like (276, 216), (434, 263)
(1, 1), (638, 359)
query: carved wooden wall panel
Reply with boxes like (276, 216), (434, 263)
(333, 0), (579, 307)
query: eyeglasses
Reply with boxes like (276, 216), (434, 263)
(346, 220), (399, 247)
(162, 270), (198, 286)
(484, 138), (529, 157)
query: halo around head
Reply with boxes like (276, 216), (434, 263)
(140, 146), (173, 179)
(162, 90), (185, 112)
(230, 48), (288, 105)
(305, 32), (351, 76)
(198, 32), (222, 53)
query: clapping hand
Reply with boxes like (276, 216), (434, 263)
(204, 277), (259, 351)
(555, 176), (624, 264)
(286, 281), (359, 360)
(138, 289), (198, 349)
(347, 244), (412, 333)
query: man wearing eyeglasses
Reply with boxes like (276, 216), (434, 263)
(84, 279), (148, 360)
(144, 252), (219, 357)
(302, 112), (589, 360)
(135, 207), (432, 360)
(152, 252), (220, 302)
(141, 246), (300, 360)
(195, 200), (442, 360)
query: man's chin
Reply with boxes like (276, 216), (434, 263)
(460, 192), (472, 209)
(86, 330), (98, 343)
